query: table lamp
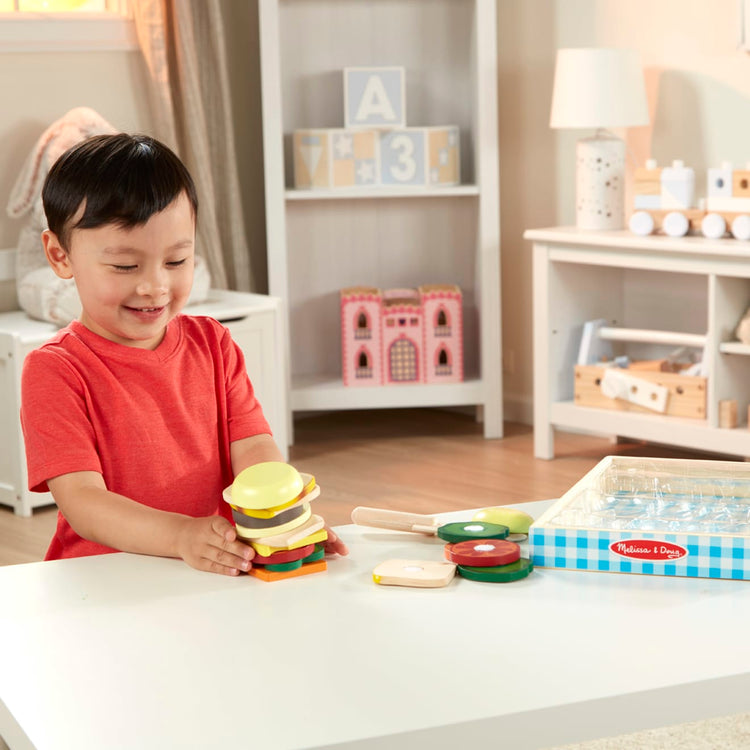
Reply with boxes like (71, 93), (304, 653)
(550, 48), (648, 230)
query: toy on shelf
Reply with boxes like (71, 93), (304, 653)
(341, 284), (463, 386)
(293, 66), (460, 190)
(530, 456), (750, 581)
(223, 462), (328, 582)
(352, 506), (534, 587)
(629, 159), (750, 239)
(574, 317), (707, 419)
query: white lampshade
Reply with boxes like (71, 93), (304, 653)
(550, 48), (648, 130)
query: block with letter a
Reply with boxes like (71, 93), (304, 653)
(344, 67), (406, 129)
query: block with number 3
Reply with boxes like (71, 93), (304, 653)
(380, 127), (460, 188)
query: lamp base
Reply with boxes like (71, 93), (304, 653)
(576, 134), (626, 230)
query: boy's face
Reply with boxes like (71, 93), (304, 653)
(43, 191), (196, 350)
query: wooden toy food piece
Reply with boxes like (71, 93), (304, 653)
(249, 560), (327, 583)
(372, 559), (457, 588)
(251, 543), (315, 566)
(457, 558), (533, 583)
(471, 506), (534, 535)
(444, 539), (521, 567)
(230, 461), (304, 510)
(250, 528), (328, 559)
(436, 521), (509, 544)
(225, 462), (332, 582)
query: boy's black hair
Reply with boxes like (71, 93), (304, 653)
(42, 133), (199, 250)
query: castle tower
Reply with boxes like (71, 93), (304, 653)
(340, 286), (383, 386)
(420, 284), (463, 384)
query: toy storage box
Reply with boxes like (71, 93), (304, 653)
(530, 456), (750, 581)
(573, 365), (706, 418)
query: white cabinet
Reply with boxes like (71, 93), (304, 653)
(0, 289), (287, 516)
(258, 0), (502, 439)
(526, 226), (750, 460)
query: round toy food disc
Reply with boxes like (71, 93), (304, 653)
(457, 557), (533, 583)
(436, 521), (509, 544)
(445, 539), (520, 567)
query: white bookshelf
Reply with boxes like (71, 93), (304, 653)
(258, 0), (502, 441)
(526, 226), (750, 459)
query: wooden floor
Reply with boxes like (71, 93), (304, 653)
(0, 409), (733, 566)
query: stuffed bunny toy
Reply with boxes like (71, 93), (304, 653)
(7, 107), (210, 326)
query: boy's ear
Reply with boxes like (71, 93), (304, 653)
(42, 230), (74, 279)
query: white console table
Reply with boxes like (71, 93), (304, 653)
(525, 226), (750, 459)
(0, 289), (288, 516)
(2, 501), (749, 750)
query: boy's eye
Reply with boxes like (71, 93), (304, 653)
(167, 259), (187, 268)
(112, 264), (137, 272)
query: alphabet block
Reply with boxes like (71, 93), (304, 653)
(293, 129), (379, 189)
(344, 66), (406, 129)
(380, 128), (426, 186)
(380, 126), (460, 188)
(426, 126), (460, 186)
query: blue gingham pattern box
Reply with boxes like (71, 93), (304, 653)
(530, 528), (750, 580)
(530, 456), (750, 581)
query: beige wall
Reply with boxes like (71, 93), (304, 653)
(3, 2), (750, 425)
(0, 47), (152, 310)
(498, 0), (750, 422)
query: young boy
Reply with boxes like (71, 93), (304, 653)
(20, 133), (347, 574)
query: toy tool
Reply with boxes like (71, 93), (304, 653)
(351, 507), (442, 534)
(352, 506), (529, 542)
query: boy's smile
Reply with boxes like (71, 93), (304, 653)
(43, 192), (196, 350)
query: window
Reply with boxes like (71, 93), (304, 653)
(0, 0), (135, 52)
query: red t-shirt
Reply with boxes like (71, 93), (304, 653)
(21, 315), (272, 560)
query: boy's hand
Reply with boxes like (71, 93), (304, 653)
(323, 524), (349, 556)
(176, 516), (255, 576)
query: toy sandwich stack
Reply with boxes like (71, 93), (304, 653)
(223, 462), (328, 582)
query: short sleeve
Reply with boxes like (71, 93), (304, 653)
(21, 349), (103, 492)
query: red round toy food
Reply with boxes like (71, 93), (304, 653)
(444, 539), (521, 567)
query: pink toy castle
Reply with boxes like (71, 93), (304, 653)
(340, 284), (463, 386)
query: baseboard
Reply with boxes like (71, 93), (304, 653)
(503, 392), (533, 426)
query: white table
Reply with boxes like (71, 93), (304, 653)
(1, 500), (749, 750)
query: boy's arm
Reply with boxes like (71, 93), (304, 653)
(47, 471), (254, 576)
(229, 434), (348, 556)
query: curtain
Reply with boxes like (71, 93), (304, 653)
(132, 0), (252, 291)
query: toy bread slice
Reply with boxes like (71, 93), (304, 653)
(373, 559), (456, 588)
(225, 473), (318, 518)
(231, 462), (304, 511)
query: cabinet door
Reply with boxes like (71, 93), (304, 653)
(224, 311), (288, 459)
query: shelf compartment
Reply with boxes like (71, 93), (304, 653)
(719, 341), (750, 355)
(291, 374), (484, 411)
(286, 185), (480, 201)
(547, 401), (750, 457)
(597, 326), (706, 349)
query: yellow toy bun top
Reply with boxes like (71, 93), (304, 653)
(231, 462), (304, 510)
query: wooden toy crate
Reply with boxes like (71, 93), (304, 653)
(530, 455), (750, 581)
(573, 364), (706, 418)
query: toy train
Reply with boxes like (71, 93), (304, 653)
(629, 159), (750, 240)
